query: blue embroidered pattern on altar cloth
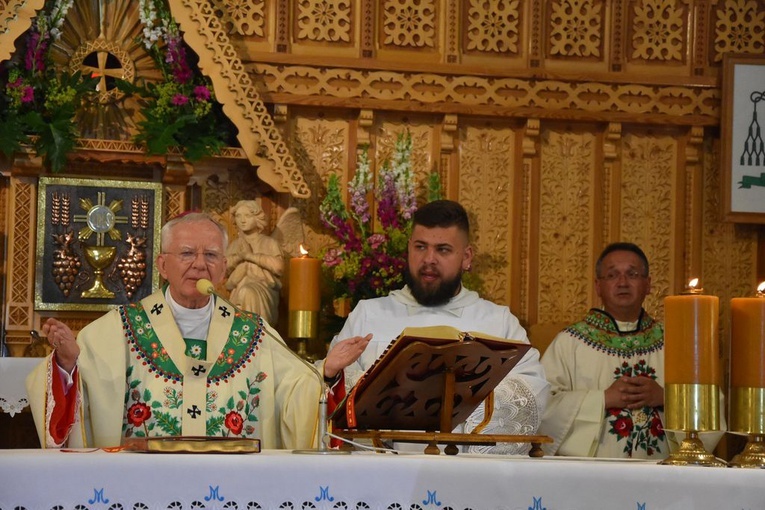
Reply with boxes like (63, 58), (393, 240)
(74, 485), (550, 510)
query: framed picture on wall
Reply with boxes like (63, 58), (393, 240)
(722, 53), (765, 223)
(34, 177), (164, 311)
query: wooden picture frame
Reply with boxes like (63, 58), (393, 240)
(34, 177), (163, 311)
(722, 53), (765, 223)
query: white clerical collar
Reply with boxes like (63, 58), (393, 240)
(389, 285), (480, 316)
(164, 287), (213, 339)
(615, 319), (639, 333)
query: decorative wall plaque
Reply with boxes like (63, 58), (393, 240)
(35, 177), (163, 311)
(722, 53), (765, 223)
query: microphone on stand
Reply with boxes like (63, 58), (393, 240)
(195, 279), (349, 455)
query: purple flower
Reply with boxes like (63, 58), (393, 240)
(166, 34), (194, 84)
(21, 86), (35, 103)
(193, 85), (211, 101)
(172, 94), (189, 106)
(376, 171), (401, 230)
(24, 30), (48, 73)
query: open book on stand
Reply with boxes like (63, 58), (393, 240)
(331, 325), (531, 432)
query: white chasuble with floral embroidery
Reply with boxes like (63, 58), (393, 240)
(26, 290), (321, 450)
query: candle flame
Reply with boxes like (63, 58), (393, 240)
(683, 278), (704, 294)
(299, 244), (308, 256)
(757, 281), (765, 296)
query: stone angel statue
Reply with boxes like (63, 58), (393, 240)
(225, 200), (304, 326)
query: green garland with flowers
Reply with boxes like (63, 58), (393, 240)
(0, 0), (94, 173)
(116, 0), (229, 161)
(0, 0), (229, 170)
(320, 131), (442, 310)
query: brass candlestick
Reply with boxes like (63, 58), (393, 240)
(288, 309), (318, 362)
(659, 383), (726, 466)
(729, 387), (765, 468)
(660, 280), (725, 467)
(728, 282), (765, 468)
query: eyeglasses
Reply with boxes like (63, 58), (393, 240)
(164, 250), (223, 265)
(598, 270), (647, 282)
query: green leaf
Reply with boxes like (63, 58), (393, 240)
(0, 114), (28, 157)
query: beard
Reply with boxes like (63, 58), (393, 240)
(405, 264), (463, 307)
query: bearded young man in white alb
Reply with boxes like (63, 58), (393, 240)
(324, 200), (549, 454)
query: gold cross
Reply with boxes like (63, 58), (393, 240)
(73, 191), (129, 245)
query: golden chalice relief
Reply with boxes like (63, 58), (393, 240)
(35, 177), (163, 312)
(78, 199), (124, 299)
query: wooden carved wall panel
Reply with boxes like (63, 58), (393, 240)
(458, 124), (516, 307)
(381, 0), (437, 50)
(4, 177), (35, 355)
(628, 0), (689, 63)
(713, 0), (765, 62)
(548, 0), (604, 59)
(163, 188), (185, 224)
(619, 133), (677, 320)
(291, 115), (351, 255)
(222, 0), (266, 37)
(253, 63), (720, 124)
(463, 0), (521, 55)
(537, 129), (597, 324)
(199, 167), (262, 217)
(295, 0), (352, 44)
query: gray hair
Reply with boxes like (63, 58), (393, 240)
(161, 212), (229, 252)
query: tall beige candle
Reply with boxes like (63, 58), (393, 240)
(730, 282), (765, 388)
(664, 280), (720, 385)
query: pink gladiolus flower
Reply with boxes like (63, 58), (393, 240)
(323, 248), (343, 267)
(367, 233), (386, 249)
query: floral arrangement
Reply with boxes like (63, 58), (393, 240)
(0, 0), (94, 173)
(320, 131), (441, 308)
(117, 0), (227, 161)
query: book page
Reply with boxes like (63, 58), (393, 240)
(398, 325), (521, 344)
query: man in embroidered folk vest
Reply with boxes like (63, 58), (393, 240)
(26, 213), (321, 450)
(538, 242), (723, 459)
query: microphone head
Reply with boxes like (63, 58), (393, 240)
(196, 278), (215, 296)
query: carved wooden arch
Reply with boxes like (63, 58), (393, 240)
(0, 0), (310, 199)
(0, 0), (46, 63)
(169, 0), (310, 199)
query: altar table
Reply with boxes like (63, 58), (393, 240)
(0, 448), (762, 510)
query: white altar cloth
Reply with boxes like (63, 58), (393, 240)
(0, 358), (40, 416)
(0, 448), (762, 510)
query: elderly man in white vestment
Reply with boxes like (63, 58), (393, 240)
(26, 212), (321, 450)
(323, 200), (549, 454)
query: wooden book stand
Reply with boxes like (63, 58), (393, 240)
(331, 326), (552, 455)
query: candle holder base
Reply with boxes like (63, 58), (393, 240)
(729, 434), (765, 468)
(295, 339), (316, 363)
(659, 431), (726, 467)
